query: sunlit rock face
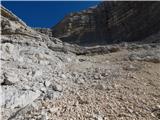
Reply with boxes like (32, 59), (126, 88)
(0, 5), (77, 120)
(51, 1), (160, 45)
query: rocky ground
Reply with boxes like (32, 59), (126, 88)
(1, 4), (160, 120)
(12, 44), (160, 120)
(2, 39), (160, 120)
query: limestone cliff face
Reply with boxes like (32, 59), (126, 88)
(51, 1), (160, 45)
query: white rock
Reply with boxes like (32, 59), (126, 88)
(39, 60), (49, 65)
(33, 69), (43, 78)
(46, 89), (59, 100)
(94, 74), (99, 80)
(1, 70), (19, 85)
(22, 85), (30, 90)
(61, 74), (66, 79)
(2, 88), (41, 109)
(3, 43), (14, 54)
(75, 78), (85, 84)
(31, 102), (41, 110)
(52, 84), (63, 92)
(44, 81), (51, 87)
(92, 114), (103, 120)
(49, 107), (59, 113)
(66, 57), (72, 62)
(41, 112), (48, 120)
(40, 87), (46, 93)
(0, 73), (4, 84)
(95, 84), (105, 90)
(18, 56), (24, 62)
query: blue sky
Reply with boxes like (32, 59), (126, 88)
(2, 1), (100, 28)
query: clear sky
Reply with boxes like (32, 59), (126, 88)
(2, 1), (101, 28)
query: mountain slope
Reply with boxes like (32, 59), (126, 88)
(1, 4), (160, 120)
(1, 5), (78, 119)
(52, 1), (160, 45)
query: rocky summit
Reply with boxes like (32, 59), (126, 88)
(1, 2), (160, 120)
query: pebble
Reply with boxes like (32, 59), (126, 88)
(40, 87), (46, 93)
(94, 74), (99, 79)
(92, 114), (103, 120)
(41, 110), (48, 120)
(61, 74), (66, 79)
(44, 81), (51, 87)
(52, 84), (63, 92)
(49, 107), (59, 113)
(95, 84), (105, 90)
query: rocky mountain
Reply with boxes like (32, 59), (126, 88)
(52, 1), (160, 45)
(1, 3), (160, 120)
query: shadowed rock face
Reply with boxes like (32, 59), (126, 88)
(51, 1), (160, 46)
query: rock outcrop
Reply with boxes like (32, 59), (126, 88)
(34, 28), (52, 37)
(51, 1), (160, 45)
(0, 5), (77, 120)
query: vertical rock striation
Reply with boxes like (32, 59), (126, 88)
(51, 1), (160, 45)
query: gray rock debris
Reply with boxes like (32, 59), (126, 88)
(1, 70), (19, 85)
(0, 5), (73, 120)
(129, 49), (160, 63)
(52, 84), (63, 92)
(2, 88), (41, 109)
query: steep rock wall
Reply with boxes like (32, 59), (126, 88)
(51, 1), (160, 45)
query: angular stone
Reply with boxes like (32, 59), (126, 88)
(52, 84), (63, 92)
(33, 69), (43, 78)
(2, 87), (41, 109)
(44, 81), (51, 87)
(2, 43), (14, 54)
(1, 71), (19, 85)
